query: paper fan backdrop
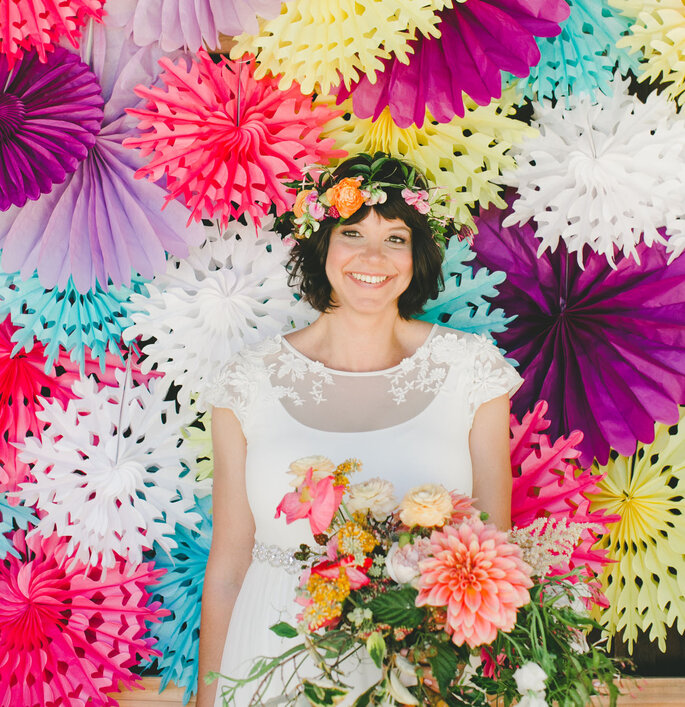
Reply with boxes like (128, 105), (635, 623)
(321, 93), (534, 229)
(127, 50), (344, 230)
(472, 197), (685, 468)
(230, 0), (451, 95)
(589, 411), (685, 652)
(418, 236), (513, 340)
(0, 530), (167, 707)
(503, 74), (685, 266)
(18, 367), (202, 568)
(182, 410), (213, 481)
(0, 266), (148, 372)
(148, 493), (212, 703)
(0, 35), (205, 293)
(337, 0), (569, 128)
(0, 0), (105, 68)
(510, 400), (616, 578)
(125, 220), (313, 409)
(0, 494), (35, 559)
(507, 0), (641, 101)
(0, 47), (103, 210)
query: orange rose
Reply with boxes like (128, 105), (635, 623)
(293, 189), (313, 218)
(325, 177), (365, 219)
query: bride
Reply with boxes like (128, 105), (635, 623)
(196, 154), (522, 706)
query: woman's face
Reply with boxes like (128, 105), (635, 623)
(325, 210), (413, 316)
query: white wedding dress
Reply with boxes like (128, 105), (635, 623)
(204, 325), (522, 706)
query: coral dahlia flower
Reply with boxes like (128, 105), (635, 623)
(417, 519), (533, 648)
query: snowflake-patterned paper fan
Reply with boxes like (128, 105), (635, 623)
(18, 367), (202, 568)
(132, 0), (284, 52)
(507, 0), (641, 101)
(183, 410), (213, 481)
(0, 530), (167, 706)
(588, 411), (685, 652)
(125, 220), (313, 409)
(418, 237), (513, 340)
(321, 93), (535, 229)
(0, 267), (148, 372)
(230, 0), (452, 95)
(0, 494), (35, 559)
(510, 400), (616, 578)
(148, 493), (212, 703)
(0, 0), (105, 68)
(126, 50), (344, 230)
(612, 0), (685, 106)
(503, 74), (685, 266)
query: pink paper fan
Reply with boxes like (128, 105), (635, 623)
(126, 50), (345, 229)
(0, 529), (167, 706)
(510, 400), (617, 578)
(337, 0), (570, 128)
(0, 0), (105, 69)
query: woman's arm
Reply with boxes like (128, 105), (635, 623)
(469, 393), (512, 530)
(196, 407), (256, 707)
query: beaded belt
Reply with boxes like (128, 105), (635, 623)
(252, 542), (301, 575)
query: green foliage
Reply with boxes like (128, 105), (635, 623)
(270, 622), (298, 638)
(303, 680), (349, 706)
(366, 631), (386, 669)
(428, 642), (460, 697)
(367, 586), (425, 628)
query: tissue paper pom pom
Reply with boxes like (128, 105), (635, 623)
(0, 0), (104, 68)
(0, 530), (167, 707)
(18, 367), (202, 568)
(589, 413), (685, 652)
(127, 51), (344, 230)
(337, 0), (569, 128)
(322, 93), (534, 228)
(472, 199), (685, 467)
(418, 237), (513, 339)
(613, 0), (685, 106)
(510, 400), (616, 578)
(0, 47), (103, 210)
(231, 0), (451, 95)
(0, 39), (205, 293)
(132, 0), (283, 52)
(507, 0), (641, 101)
(0, 495), (35, 559)
(125, 220), (312, 409)
(148, 494), (212, 702)
(503, 75), (685, 266)
(0, 268), (148, 372)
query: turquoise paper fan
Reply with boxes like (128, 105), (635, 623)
(507, 0), (641, 101)
(0, 268), (148, 372)
(0, 494), (36, 559)
(419, 238), (514, 340)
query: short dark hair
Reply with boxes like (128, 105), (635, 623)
(287, 155), (444, 319)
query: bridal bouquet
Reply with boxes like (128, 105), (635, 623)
(216, 456), (622, 706)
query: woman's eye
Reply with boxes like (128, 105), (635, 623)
(388, 235), (409, 244)
(342, 230), (360, 238)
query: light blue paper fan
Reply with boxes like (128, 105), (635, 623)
(0, 494), (37, 559)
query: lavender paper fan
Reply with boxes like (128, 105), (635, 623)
(336, 0), (570, 128)
(472, 196), (685, 467)
(0, 46), (103, 210)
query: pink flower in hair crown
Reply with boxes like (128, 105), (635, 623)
(402, 188), (430, 214)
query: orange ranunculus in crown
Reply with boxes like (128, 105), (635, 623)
(325, 177), (365, 219)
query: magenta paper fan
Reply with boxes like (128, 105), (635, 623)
(510, 400), (617, 578)
(126, 50), (345, 229)
(336, 0), (570, 128)
(0, 0), (105, 69)
(0, 46), (103, 211)
(0, 529), (167, 706)
(473, 197), (685, 467)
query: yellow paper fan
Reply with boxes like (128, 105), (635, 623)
(182, 411), (214, 481)
(588, 412), (685, 652)
(230, 0), (453, 95)
(612, 0), (685, 105)
(319, 92), (535, 228)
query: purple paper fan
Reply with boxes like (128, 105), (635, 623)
(0, 46), (103, 210)
(337, 0), (569, 128)
(472, 196), (685, 467)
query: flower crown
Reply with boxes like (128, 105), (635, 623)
(277, 154), (464, 248)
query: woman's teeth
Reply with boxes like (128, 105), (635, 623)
(350, 273), (389, 284)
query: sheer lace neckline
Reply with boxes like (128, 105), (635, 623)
(279, 323), (439, 377)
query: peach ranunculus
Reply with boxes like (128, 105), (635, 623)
(287, 455), (336, 487)
(325, 177), (365, 219)
(293, 189), (314, 218)
(399, 484), (453, 528)
(416, 519), (533, 648)
(346, 478), (396, 521)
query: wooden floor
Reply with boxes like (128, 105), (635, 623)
(111, 677), (685, 706)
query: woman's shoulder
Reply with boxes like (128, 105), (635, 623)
(424, 325), (500, 361)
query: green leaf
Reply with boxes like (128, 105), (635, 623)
(368, 586), (424, 628)
(366, 631), (387, 669)
(302, 681), (349, 706)
(428, 642), (460, 697)
(353, 684), (376, 707)
(269, 621), (298, 638)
